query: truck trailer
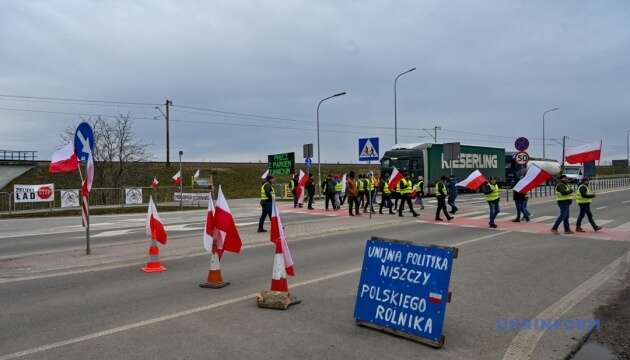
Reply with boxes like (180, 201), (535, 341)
(380, 143), (506, 187)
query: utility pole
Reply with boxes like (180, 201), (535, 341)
(422, 126), (441, 143)
(561, 135), (566, 174)
(627, 130), (629, 173)
(165, 99), (172, 166)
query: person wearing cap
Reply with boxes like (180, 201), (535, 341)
(435, 176), (452, 221)
(551, 174), (574, 234)
(482, 177), (500, 228)
(397, 172), (418, 217)
(575, 177), (602, 232)
(257, 175), (275, 233)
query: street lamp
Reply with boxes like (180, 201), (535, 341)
(394, 67), (416, 144)
(317, 92), (347, 198)
(542, 107), (559, 159)
(626, 130), (629, 173)
(178, 150), (183, 210)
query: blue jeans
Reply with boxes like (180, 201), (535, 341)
(488, 200), (500, 225)
(258, 201), (272, 231)
(515, 200), (530, 220)
(552, 202), (571, 231)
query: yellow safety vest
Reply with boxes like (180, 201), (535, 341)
(367, 178), (374, 191)
(335, 182), (342, 192)
(397, 179), (412, 195)
(434, 182), (448, 197)
(288, 179), (296, 191)
(414, 181), (424, 192)
(485, 184), (500, 202)
(575, 184), (593, 204)
(260, 182), (275, 201)
(555, 184), (573, 202)
(381, 180), (391, 195)
(358, 179), (365, 191)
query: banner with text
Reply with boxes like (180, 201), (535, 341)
(14, 184), (55, 203)
(174, 192), (211, 202)
(354, 238), (457, 348)
(267, 152), (295, 177)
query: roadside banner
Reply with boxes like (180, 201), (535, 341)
(174, 192), (211, 202)
(14, 184), (55, 203)
(354, 237), (457, 348)
(125, 188), (143, 205)
(60, 190), (80, 208)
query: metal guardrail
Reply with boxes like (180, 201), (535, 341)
(0, 150), (37, 161)
(504, 176), (630, 201)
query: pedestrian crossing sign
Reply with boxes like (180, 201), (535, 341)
(359, 137), (380, 161)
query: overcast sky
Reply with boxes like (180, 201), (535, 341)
(1, 1), (629, 163)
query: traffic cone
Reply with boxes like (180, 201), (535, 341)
(270, 252), (289, 292)
(141, 240), (166, 273)
(199, 244), (230, 288)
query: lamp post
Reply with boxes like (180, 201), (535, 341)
(178, 150), (183, 210)
(626, 130), (629, 173)
(317, 92), (347, 198)
(542, 107), (559, 159)
(394, 67), (416, 144)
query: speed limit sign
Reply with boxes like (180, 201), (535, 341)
(514, 151), (530, 165)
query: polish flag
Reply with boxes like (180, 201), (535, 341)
(81, 155), (94, 195)
(296, 170), (309, 204)
(203, 194), (221, 255)
(428, 292), (443, 304)
(388, 167), (403, 191)
(271, 201), (295, 276)
(193, 169), (200, 179)
(150, 177), (159, 189)
(512, 164), (551, 194)
(146, 196), (168, 245)
(261, 169), (269, 179)
(456, 170), (487, 190)
(172, 170), (182, 186)
(49, 142), (79, 173)
(341, 173), (347, 193)
(565, 143), (602, 164)
(214, 186), (242, 254)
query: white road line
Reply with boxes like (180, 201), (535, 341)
(595, 206), (608, 210)
(502, 249), (630, 360)
(92, 229), (135, 238)
(470, 212), (510, 220)
(612, 221), (630, 230)
(528, 216), (555, 223)
(0, 230), (510, 360)
(622, 200), (630, 204)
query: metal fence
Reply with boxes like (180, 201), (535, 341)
(504, 175), (630, 201)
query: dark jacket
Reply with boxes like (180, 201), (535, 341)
(323, 179), (336, 195)
(579, 184), (595, 199)
(513, 190), (526, 202)
(306, 178), (315, 196)
(446, 180), (457, 198)
(555, 183), (573, 204)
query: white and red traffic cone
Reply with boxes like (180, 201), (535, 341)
(270, 245), (289, 292)
(141, 239), (166, 273)
(199, 243), (230, 288)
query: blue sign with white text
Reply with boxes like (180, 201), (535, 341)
(74, 122), (95, 162)
(358, 137), (379, 161)
(354, 238), (457, 346)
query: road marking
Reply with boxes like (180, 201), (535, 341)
(92, 229), (135, 238)
(528, 216), (555, 223)
(622, 200), (630, 204)
(502, 249), (630, 360)
(595, 206), (607, 210)
(613, 221), (630, 230)
(469, 212), (510, 220)
(0, 230), (510, 360)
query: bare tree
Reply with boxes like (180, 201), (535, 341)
(60, 115), (151, 188)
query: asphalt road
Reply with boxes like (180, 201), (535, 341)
(1, 189), (629, 360)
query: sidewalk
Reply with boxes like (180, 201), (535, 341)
(0, 214), (408, 282)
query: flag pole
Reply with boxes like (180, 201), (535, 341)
(77, 160), (90, 255)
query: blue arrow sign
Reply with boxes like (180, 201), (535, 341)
(359, 137), (379, 161)
(74, 122), (95, 162)
(305, 157), (312, 166)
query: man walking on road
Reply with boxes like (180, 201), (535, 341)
(290, 172), (299, 208)
(575, 177), (602, 232)
(363, 172), (376, 214)
(346, 171), (360, 216)
(334, 175), (343, 209)
(257, 175), (275, 233)
(397, 173), (418, 217)
(414, 176), (425, 210)
(322, 174), (337, 211)
(447, 175), (458, 214)
(306, 173), (315, 210)
(379, 172), (394, 214)
(435, 176), (452, 221)
(512, 189), (530, 222)
(483, 177), (500, 228)
(551, 175), (574, 234)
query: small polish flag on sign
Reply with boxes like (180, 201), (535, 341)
(456, 170), (487, 190)
(428, 292), (442, 304)
(172, 170), (182, 186)
(146, 196), (168, 245)
(214, 186), (242, 255)
(388, 167), (404, 191)
(150, 177), (159, 189)
(565, 142), (602, 164)
(271, 200), (295, 276)
(512, 164), (551, 194)
(49, 142), (79, 173)
(261, 169), (269, 179)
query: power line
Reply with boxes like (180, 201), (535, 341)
(0, 94), (160, 107)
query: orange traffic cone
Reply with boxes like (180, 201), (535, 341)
(270, 250), (289, 292)
(141, 240), (166, 273)
(199, 244), (230, 288)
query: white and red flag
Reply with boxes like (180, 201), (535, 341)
(203, 194), (220, 254)
(193, 169), (200, 179)
(150, 177), (159, 189)
(341, 173), (347, 193)
(261, 169), (269, 179)
(172, 170), (182, 186)
(79, 155), (94, 227)
(565, 143), (602, 164)
(428, 291), (443, 304)
(271, 200), (295, 276)
(213, 186), (242, 255)
(512, 164), (551, 194)
(456, 170), (487, 190)
(388, 167), (403, 191)
(49, 142), (79, 173)
(296, 170), (309, 204)
(146, 196), (168, 245)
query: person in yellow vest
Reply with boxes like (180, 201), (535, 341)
(414, 176), (425, 210)
(289, 172), (299, 208)
(357, 174), (366, 210)
(435, 176), (452, 221)
(551, 175), (574, 234)
(482, 177), (501, 228)
(363, 172), (376, 213)
(575, 177), (602, 232)
(257, 175), (275, 233)
(334, 175), (343, 209)
(397, 173), (419, 217)
(379, 172), (394, 214)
